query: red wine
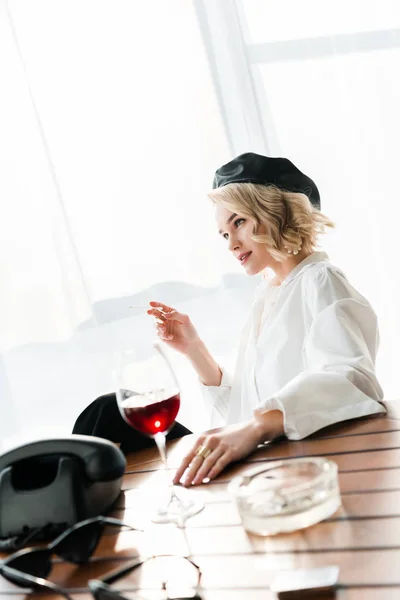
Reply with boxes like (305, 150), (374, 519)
(123, 390), (180, 436)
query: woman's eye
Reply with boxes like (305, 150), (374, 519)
(222, 219), (245, 240)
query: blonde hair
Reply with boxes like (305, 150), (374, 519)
(208, 182), (334, 262)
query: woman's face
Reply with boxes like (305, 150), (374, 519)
(215, 204), (272, 276)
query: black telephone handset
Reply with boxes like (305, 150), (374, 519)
(0, 435), (126, 541)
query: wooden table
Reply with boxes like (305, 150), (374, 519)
(2, 402), (400, 599)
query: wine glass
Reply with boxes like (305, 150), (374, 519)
(114, 343), (204, 524)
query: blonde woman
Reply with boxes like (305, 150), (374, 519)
(147, 152), (386, 487)
(73, 153), (385, 483)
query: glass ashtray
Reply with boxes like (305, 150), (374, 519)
(228, 457), (341, 536)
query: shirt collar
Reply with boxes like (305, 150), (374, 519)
(258, 251), (329, 293)
(281, 250), (329, 287)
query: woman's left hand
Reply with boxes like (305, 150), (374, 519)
(172, 419), (266, 487)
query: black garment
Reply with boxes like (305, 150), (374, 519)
(72, 393), (191, 454)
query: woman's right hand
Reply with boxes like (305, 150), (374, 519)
(147, 301), (201, 355)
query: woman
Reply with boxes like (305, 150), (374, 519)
(73, 152), (385, 485)
(148, 152), (385, 486)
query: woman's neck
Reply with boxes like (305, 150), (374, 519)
(268, 249), (313, 286)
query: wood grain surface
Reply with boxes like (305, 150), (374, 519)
(1, 400), (400, 599)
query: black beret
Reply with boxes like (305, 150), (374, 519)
(212, 152), (320, 209)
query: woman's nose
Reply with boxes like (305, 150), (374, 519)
(228, 235), (240, 252)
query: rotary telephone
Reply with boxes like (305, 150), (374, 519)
(0, 435), (126, 541)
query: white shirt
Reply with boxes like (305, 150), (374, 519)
(201, 252), (386, 440)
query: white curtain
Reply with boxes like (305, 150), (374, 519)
(2, 0), (400, 451)
(0, 0), (256, 450)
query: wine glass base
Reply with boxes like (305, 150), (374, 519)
(151, 488), (204, 525)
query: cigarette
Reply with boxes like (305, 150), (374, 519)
(128, 305), (166, 310)
(128, 305), (151, 309)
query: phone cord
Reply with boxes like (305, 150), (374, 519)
(0, 526), (45, 552)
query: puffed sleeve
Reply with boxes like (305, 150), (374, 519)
(255, 266), (386, 440)
(200, 367), (233, 427)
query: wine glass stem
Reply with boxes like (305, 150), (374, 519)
(153, 432), (187, 526)
(154, 432), (177, 497)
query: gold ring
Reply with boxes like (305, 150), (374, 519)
(195, 445), (212, 460)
